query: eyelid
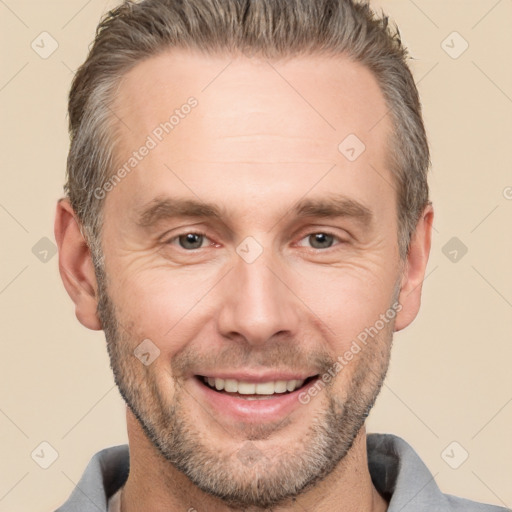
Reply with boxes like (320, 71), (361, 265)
(158, 222), (210, 242)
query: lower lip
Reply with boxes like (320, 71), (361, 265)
(191, 376), (318, 422)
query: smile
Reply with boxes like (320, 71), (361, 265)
(200, 375), (316, 397)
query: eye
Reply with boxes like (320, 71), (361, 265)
(296, 232), (344, 250)
(166, 232), (211, 250)
(164, 230), (345, 252)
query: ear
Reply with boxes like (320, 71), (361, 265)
(394, 203), (434, 332)
(54, 198), (102, 330)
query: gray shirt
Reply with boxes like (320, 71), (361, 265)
(55, 433), (509, 511)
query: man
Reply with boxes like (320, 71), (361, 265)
(54, 0), (507, 511)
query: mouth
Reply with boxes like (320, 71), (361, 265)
(195, 374), (319, 400)
(191, 373), (322, 422)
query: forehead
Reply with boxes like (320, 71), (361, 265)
(107, 49), (393, 216)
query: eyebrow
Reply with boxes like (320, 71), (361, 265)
(292, 196), (373, 226)
(136, 197), (223, 227)
(135, 194), (373, 229)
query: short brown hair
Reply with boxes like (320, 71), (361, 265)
(65, 0), (430, 262)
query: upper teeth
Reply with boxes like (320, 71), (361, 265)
(203, 377), (305, 394)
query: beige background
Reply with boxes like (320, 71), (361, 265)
(0, 0), (511, 510)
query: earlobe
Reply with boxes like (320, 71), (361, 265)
(54, 198), (102, 331)
(394, 203), (434, 332)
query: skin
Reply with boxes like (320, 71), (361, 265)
(55, 49), (433, 511)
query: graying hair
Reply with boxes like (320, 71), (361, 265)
(65, 0), (430, 262)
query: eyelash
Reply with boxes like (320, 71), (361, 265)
(163, 230), (347, 251)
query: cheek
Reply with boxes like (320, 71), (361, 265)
(109, 268), (218, 352)
(291, 260), (398, 347)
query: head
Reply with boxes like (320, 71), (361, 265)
(56, 0), (433, 509)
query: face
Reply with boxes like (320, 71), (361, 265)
(96, 50), (403, 508)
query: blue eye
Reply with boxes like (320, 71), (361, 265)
(164, 230), (344, 252)
(307, 233), (336, 249)
(167, 232), (209, 250)
(297, 232), (343, 250)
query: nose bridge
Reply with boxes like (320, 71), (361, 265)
(216, 243), (299, 345)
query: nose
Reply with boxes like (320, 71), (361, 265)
(216, 247), (301, 346)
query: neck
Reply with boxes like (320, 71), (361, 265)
(120, 408), (388, 512)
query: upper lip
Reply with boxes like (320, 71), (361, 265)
(195, 371), (318, 383)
